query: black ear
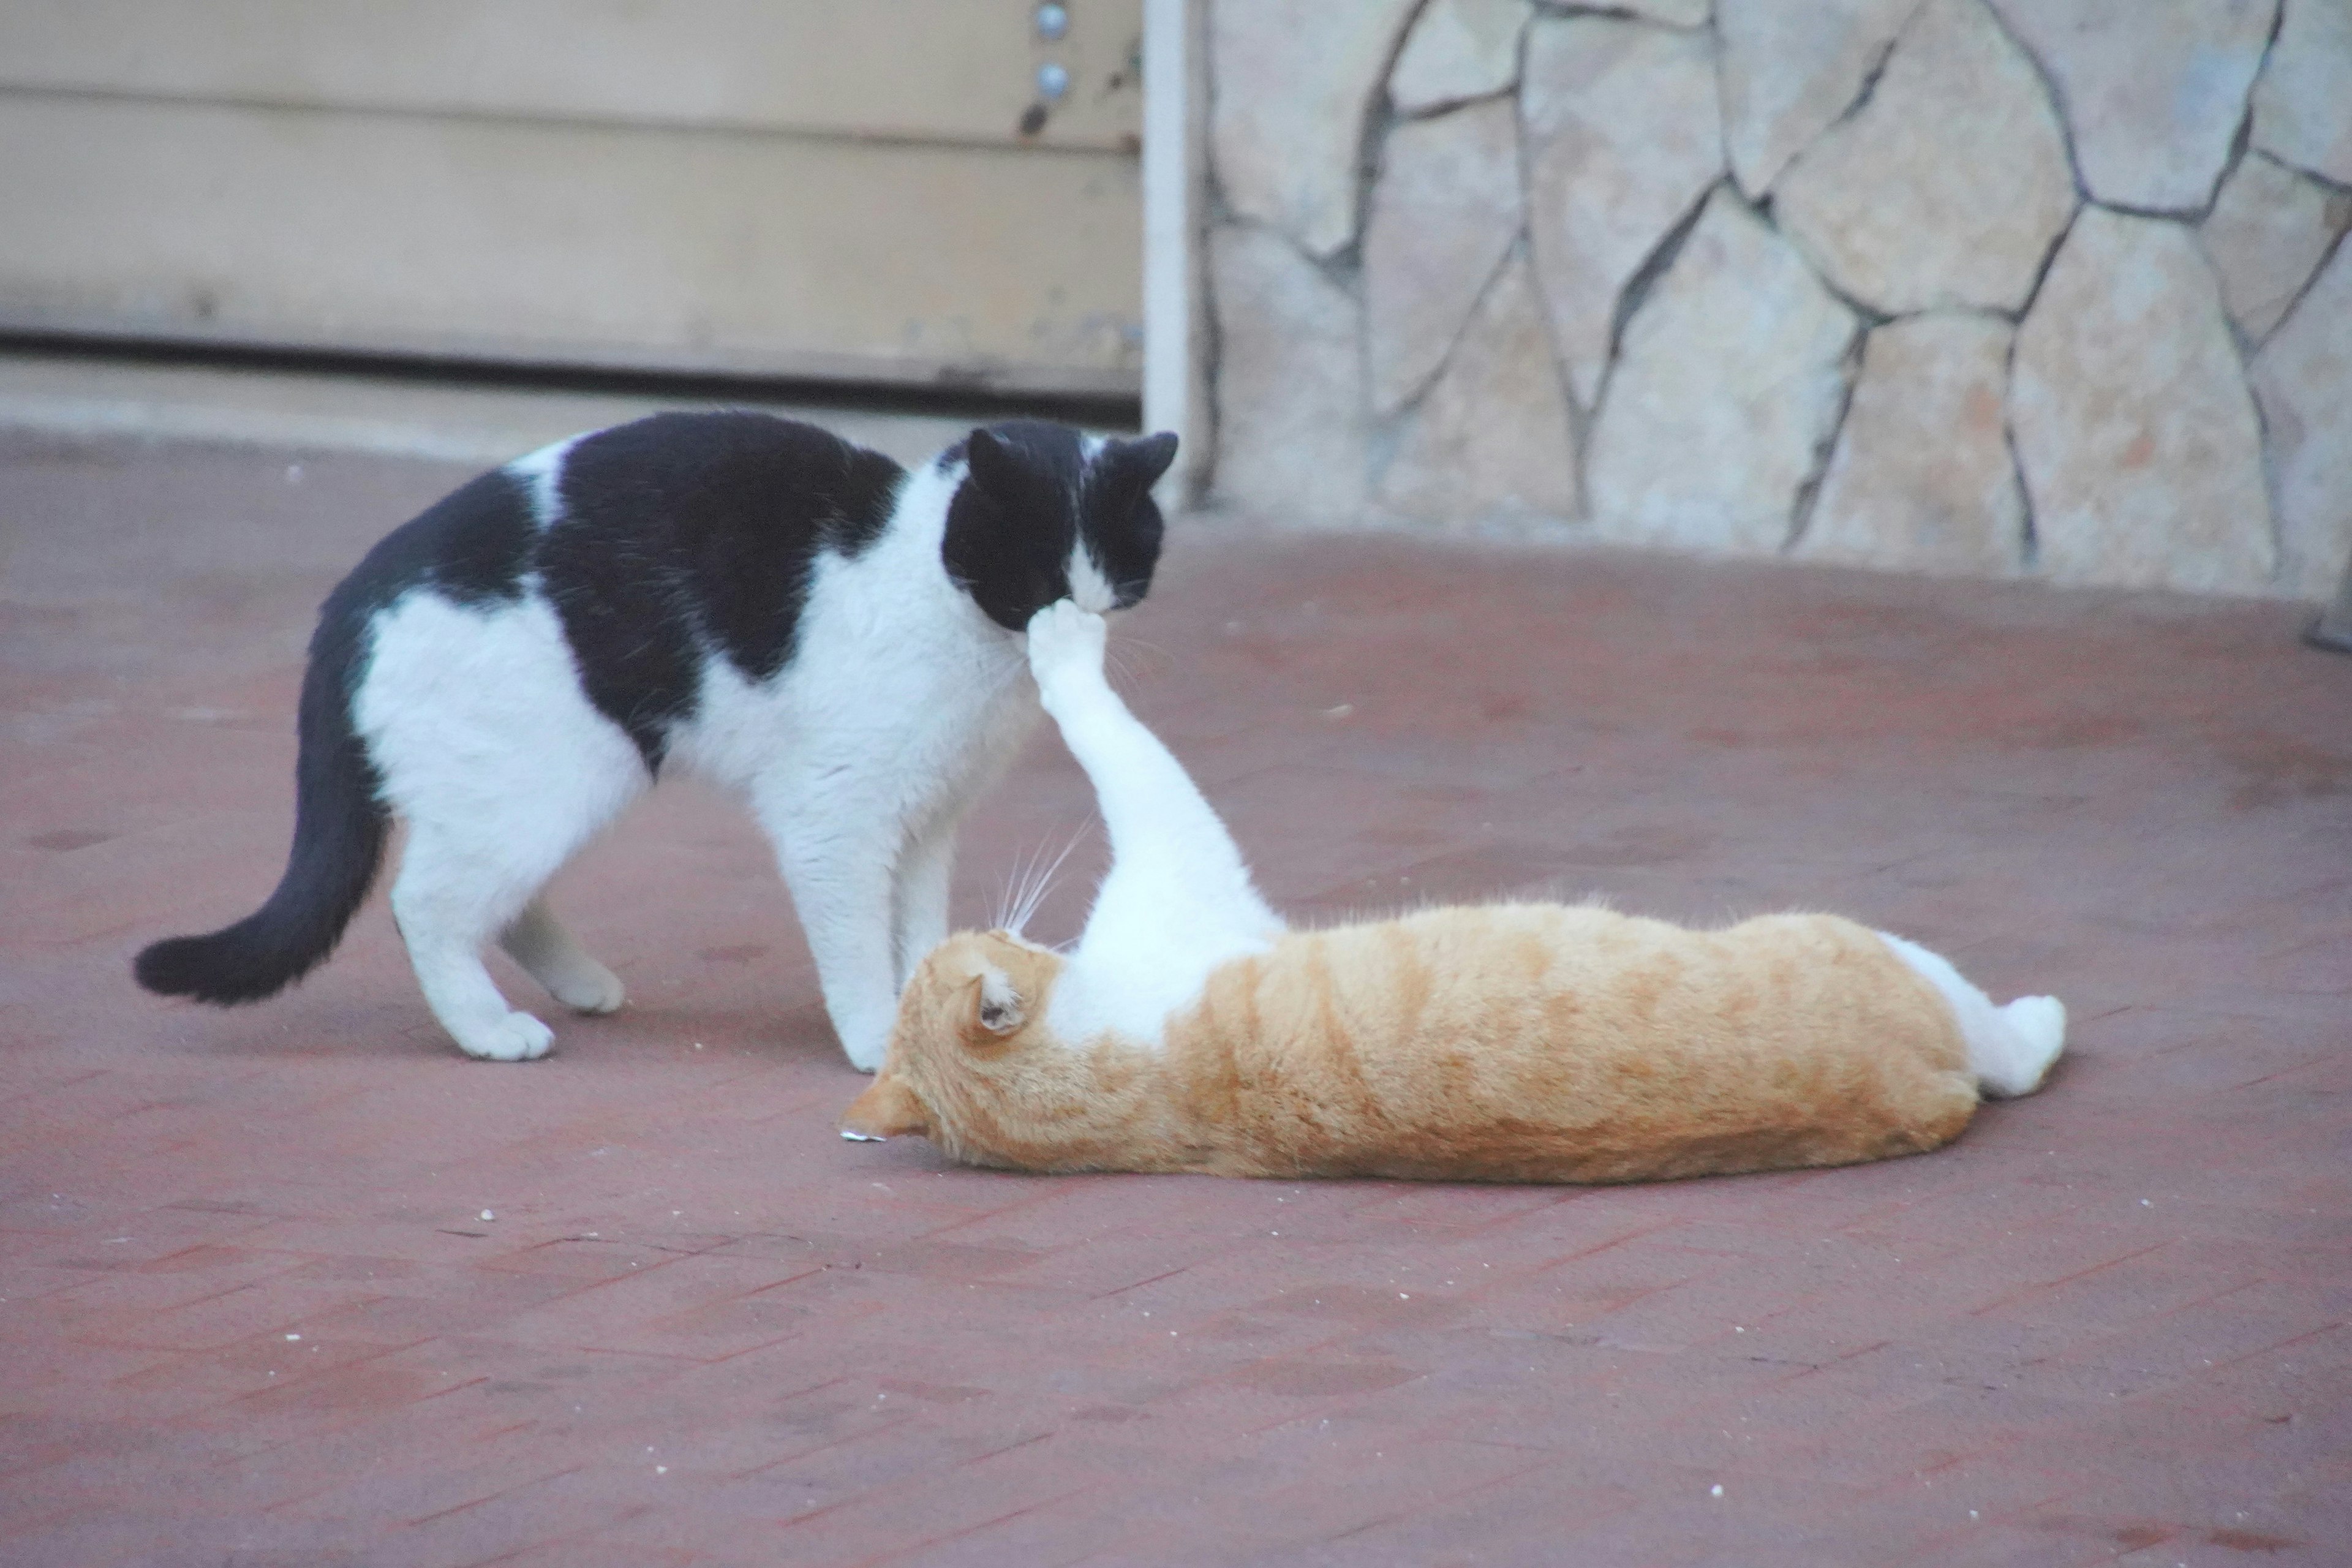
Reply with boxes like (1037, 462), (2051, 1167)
(965, 428), (1014, 499)
(1117, 432), (1180, 494)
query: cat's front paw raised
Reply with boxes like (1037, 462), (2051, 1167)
(1026, 599), (1109, 704)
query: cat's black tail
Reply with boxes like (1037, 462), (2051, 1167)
(135, 600), (390, 1005)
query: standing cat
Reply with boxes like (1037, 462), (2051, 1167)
(135, 414), (1178, 1068)
(841, 602), (2067, 1182)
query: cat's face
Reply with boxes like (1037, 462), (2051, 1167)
(839, 930), (1065, 1150)
(941, 423), (1180, 632)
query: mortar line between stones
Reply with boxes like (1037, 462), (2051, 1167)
(2009, 197), (2081, 328)
(1997, 194), (2067, 576)
(1387, 227), (1528, 432)
(2242, 303), (2290, 591)
(1979, 0), (2090, 211)
(1340, 0), (1436, 277)
(2199, 4), (2282, 230)
(1782, 323), (1866, 557)
(1537, 2), (1705, 29)
(1816, 5), (1913, 147)
(1599, 177), (1721, 407)
(1747, 0), (1923, 212)
(1507, 0), (1589, 518)
(2213, 0), (2295, 224)
(2258, 220), (2352, 357)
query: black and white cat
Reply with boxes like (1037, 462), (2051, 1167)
(134, 413), (1178, 1068)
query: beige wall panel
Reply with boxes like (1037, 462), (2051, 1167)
(0, 95), (1142, 394)
(0, 0), (1143, 151)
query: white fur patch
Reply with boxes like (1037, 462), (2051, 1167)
(1066, 544), (1118, 614)
(355, 587), (647, 835)
(505, 434), (586, 528)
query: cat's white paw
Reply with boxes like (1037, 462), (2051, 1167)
(456, 1011), (556, 1061)
(548, 961), (626, 1015)
(1026, 599), (1109, 702)
(1992, 995), (2067, 1095)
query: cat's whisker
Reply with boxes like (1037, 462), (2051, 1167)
(1005, 826), (1088, 938)
(989, 854), (1020, 932)
(993, 839), (1050, 932)
(1107, 635), (1177, 677)
(997, 840), (1047, 933)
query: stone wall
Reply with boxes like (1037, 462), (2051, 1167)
(1200, 0), (2352, 599)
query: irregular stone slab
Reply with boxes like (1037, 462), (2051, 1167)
(2012, 207), (2275, 594)
(2252, 241), (2352, 598)
(1523, 15), (1722, 410)
(2253, 0), (2352, 184)
(1718, 0), (1922, 197)
(1799, 314), (2026, 577)
(1376, 252), (1579, 528)
(1390, 0), (1532, 117)
(1212, 0), (1421, 258)
(1588, 187), (1860, 554)
(1989, 0), (2275, 213)
(2200, 151), (2352, 343)
(1363, 97), (1524, 415)
(1775, 0), (2076, 315)
(1208, 225), (1369, 524)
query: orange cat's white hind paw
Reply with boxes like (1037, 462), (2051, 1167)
(1985, 994), (2067, 1098)
(1875, 931), (2067, 1099)
(1026, 600), (1109, 708)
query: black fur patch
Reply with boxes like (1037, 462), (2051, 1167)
(353, 467), (538, 609)
(942, 423), (1178, 630)
(1088, 432), (1178, 608)
(540, 413), (905, 769)
(944, 421), (1087, 630)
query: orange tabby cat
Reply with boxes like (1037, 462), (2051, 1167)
(841, 603), (2065, 1183)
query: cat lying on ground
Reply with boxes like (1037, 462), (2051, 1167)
(135, 414), (1177, 1068)
(840, 601), (2066, 1182)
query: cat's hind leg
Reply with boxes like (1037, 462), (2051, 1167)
(1027, 602), (1278, 949)
(1026, 601), (1282, 1046)
(360, 590), (648, 1061)
(392, 824), (567, 1061)
(391, 780), (638, 1059)
(500, 898), (626, 1014)
(1877, 932), (2067, 1098)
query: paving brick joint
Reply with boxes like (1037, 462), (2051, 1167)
(1, 432), (2346, 1566)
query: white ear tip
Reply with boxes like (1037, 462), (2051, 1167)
(840, 1128), (884, 1142)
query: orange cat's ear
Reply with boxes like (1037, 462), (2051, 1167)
(840, 1075), (930, 1141)
(963, 963), (1026, 1044)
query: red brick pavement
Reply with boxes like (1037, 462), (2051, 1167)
(2, 431), (2347, 1566)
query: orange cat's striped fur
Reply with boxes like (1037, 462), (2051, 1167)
(842, 603), (2065, 1183)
